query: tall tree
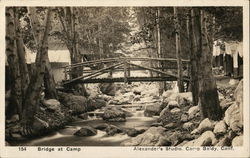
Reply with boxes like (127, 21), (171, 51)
(21, 7), (53, 128)
(191, 8), (222, 120)
(6, 7), (23, 117)
(174, 7), (184, 92)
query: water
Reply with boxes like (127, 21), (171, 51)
(15, 108), (158, 146)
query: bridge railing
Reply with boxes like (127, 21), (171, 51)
(62, 57), (190, 84)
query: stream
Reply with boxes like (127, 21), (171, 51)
(14, 105), (158, 146)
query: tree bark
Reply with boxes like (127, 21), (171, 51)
(14, 8), (30, 100)
(174, 7), (184, 93)
(5, 7), (22, 117)
(60, 7), (88, 96)
(198, 10), (222, 120)
(21, 8), (52, 127)
(44, 55), (58, 99)
(189, 9), (199, 105)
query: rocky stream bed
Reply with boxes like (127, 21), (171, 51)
(5, 79), (243, 147)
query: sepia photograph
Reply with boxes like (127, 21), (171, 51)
(1, 0), (249, 157)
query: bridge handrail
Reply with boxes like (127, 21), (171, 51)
(63, 57), (190, 69)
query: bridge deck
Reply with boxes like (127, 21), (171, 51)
(63, 76), (189, 84)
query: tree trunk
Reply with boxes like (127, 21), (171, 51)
(14, 8), (30, 100)
(189, 8), (200, 106)
(21, 8), (52, 127)
(156, 8), (165, 95)
(63, 7), (88, 97)
(5, 7), (22, 117)
(44, 54), (58, 99)
(174, 7), (184, 93)
(198, 10), (222, 120)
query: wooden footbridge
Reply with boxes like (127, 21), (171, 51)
(61, 57), (190, 86)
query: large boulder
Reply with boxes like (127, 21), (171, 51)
(180, 114), (189, 123)
(126, 128), (145, 137)
(121, 127), (167, 146)
(32, 116), (49, 133)
(213, 120), (227, 136)
(234, 80), (243, 126)
(43, 99), (61, 112)
(216, 136), (231, 146)
(231, 135), (243, 146)
(58, 93), (88, 114)
(99, 83), (117, 96)
(74, 126), (97, 137)
(224, 103), (243, 133)
(144, 103), (161, 117)
(197, 118), (214, 133)
(105, 125), (123, 136)
(182, 122), (194, 131)
(188, 106), (200, 120)
(167, 101), (179, 109)
(102, 107), (126, 122)
(183, 131), (217, 146)
(220, 99), (234, 112)
(170, 108), (181, 114)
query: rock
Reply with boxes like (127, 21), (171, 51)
(232, 135), (243, 146)
(100, 94), (113, 102)
(133, 89), (141, 95)
(74, 126), (97, 137)
(188, 106), (200, 120)
(102, 107), (126, 122)
(216, 137), (231, 146)
(177, 92), (193, 105)
(126, 128), (145, 137)
(170, 108), (180, 114)
(133, 95), (141, 102)
(79, 113), (89, 120)
(167, 101), (179, 109)
(43, 99), (61, 112)
(182, 122), (194, 131)
(220, 99), (234, 111)
(94, 123), (110, 130)
(105, 125), (123, 136)
(150, 122), (163, 127)
(32, 116), (49, 132)
(159, 107), (169, 117)
(87, 97), (107, 110)
(144, 103), (161, 117)
(191, 129), (199, 135)
(197, 118), (214, 133)
(164, 123), (177, 130)
(10, 114), (19, 123)
(224, 103), (243, 132)
(180, 114), (188, 123)
(178, 140), (189, 146)
(121, 127), (167, 146)
(99, 83), (117, 96)
(213, 120), (227, 136)
(58, 93), (88, 114)
(162, 90), (174, 100)
(183, 131), (217, 146)
(234, 80), (243, 127)
(218, 92), (225, 101)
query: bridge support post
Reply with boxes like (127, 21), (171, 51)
(124, 60), (128, 83)
(64, 67), (68, 80)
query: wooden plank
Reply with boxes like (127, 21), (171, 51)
(62, 62), (124, 85)
(69, 76), (183, 84)
(63, 57), (190, 68)
(127, 62), (178, 78)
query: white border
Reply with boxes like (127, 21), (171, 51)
(0, 0), (249, 158)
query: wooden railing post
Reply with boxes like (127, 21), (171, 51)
(64, 67), (68, 80)
(124, 59), (128, 83)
